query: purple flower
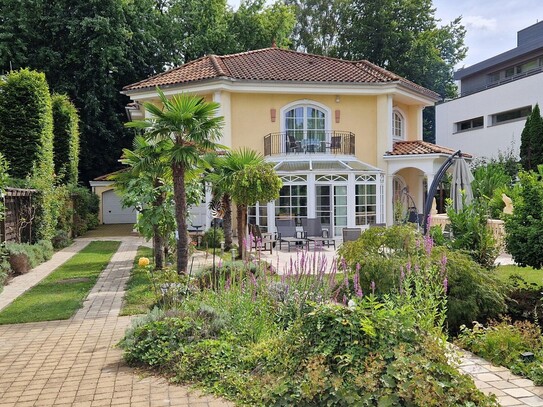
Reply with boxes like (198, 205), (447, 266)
(342, 294), (348, 306)
(225, 277), (231, 291)
(440, 254), (448, 275)
(353, 272), (363, 297)
(370, 280), (376, 295)
(356, 263), (361, 273)
(423, 234), (434, 255)
(443, 277), (448, 293)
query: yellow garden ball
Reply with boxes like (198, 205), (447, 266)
(138, 257), (150, 267)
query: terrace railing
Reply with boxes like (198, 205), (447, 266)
(264, 131), (355, 156)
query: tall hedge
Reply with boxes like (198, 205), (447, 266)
(0, 69), (56, 241)
(0, 69), (54, 180)
(52, 94), (79, 185)
(520, 104), (543, 171)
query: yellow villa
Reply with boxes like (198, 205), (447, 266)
(121, 47), (459, 237)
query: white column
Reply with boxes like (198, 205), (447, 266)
(347, 173), (356, 227)
(385, 174), (394, 225)
(307, 173), (316, 218)
(213, 91), (232, 148)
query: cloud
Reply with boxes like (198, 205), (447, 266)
(462, 15), (498, 31)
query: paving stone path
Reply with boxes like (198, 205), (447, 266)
(459, 350), (543, 406)
(0, 233), (542, 406)
(0, 236), (233, 407)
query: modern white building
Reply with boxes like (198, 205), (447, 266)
(436, 21), (543, 159)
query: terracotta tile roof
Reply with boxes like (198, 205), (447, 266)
(123, 48), (439, 99)
(386, 141), (472, 158)
(93, 169), (127, 181)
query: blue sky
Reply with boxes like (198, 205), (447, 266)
(227, 0), (542, 68)
(433, 0), (542, 67)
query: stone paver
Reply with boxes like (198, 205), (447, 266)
(459, 348), (543, 406)
(0, 235), (233, 407)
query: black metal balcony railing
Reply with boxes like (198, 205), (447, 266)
(264, 131), (355, 156)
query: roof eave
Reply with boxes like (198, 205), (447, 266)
(123, 77), (437, 105)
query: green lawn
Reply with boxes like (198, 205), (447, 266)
(120, 246), (157, 316)
(495, 264), (543, 286)
(0, 241), (120, 324)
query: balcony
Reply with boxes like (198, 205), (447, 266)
(264, 131), (355, 156)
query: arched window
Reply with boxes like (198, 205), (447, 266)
(284, 103), (328, 144)
(392, 110), (405, 140)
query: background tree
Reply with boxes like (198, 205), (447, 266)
(228, 0), (295, 51)
(126, 89), (223, 274)
(520, 104), (543, 171)
(505, 168), (543, 269)
(52, 94), (79, 185)
(0, 0), (294, 184)
(286, 0), (348, 56)
(229, 159), (282, 259)
(0, 0), (177, 184)
(287, 0), (466, 142)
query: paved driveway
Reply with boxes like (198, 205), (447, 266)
(0, 238), (233, 407)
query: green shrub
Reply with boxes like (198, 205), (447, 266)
(70, 186), (99, 236)
(504, 274), (543, 323)
(51, 230), (71, 249)
(338, 225), (507, 333)
(457, 319), (543, 385)
(120, 247), (497, 406)
(52, 94), (79, 185)
(0, 69), (57, 241)
(4, 239), (53, 275)
(505, 169), (543, 268)
(200, 227), (224, 248)
(0, 68), (54, 180)
(447, 198), (499, 269)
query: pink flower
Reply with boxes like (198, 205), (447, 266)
(443, 277), (448, 293)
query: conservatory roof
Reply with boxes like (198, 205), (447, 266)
(270, 157), (382, 173)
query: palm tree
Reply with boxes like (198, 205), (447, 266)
(209, 149), (281, 259)
(126, 88), (224, 274)
(113, 135), (173, 269)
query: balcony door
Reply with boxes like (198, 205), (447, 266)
(285, 105), (327, 148)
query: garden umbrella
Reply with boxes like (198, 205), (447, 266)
(450, 157), (474, 211)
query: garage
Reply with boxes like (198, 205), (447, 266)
(102, 189), (137, 224)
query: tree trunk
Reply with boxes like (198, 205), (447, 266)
(153, 181), (166, 270)
(222, 194), (232, 252)
(172, 163), (189, 274)
(152, 229), (164, 270)
(236, 203), (248, 259)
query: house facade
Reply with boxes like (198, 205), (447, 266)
(123, 47), (455, 236)
(436, 21), (543, 159)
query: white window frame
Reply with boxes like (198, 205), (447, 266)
(392, 108), (406, 140)
(280, 100), (331, 138)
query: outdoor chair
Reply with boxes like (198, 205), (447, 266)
(324, 135), (342, 153)
(342, 227), (361, 243)
(287, 134), (302, 153)
(301, 218), (336, 249)
(248, 224), (275, 254)
(275, 218), (308, 251)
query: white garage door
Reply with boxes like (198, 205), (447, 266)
(102, 190), (137, 224)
